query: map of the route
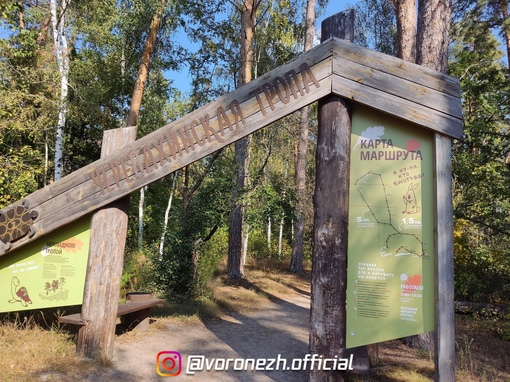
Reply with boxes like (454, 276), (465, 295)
(346, 105), (434, 349)
(354, 171), (426, 258)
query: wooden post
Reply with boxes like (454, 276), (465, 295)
(309, 10), (354, 382)
(434, 134), (456, 381)
(77, 126), (137, 360)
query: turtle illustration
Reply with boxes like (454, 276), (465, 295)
(8, 276), (33, 307)
(0, 200), (38, 251)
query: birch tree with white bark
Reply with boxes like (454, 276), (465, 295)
(50, 0), (71, 180)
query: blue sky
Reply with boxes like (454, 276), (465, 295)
(319, 0), (354, 24)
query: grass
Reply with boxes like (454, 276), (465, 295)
(0, 314), (99, 382)
(0, 260), (509, 381)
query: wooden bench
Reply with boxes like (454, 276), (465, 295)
(59, 297), (165, 332)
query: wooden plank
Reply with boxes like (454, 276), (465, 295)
(117, 299), (165, 315)
(59, 299), (164, 326)
(332, 74), (463, 139)
(0, 41), (334, 256)
(332, 54), (463, 120)
(332, 37), (461, 97)
(434, 134), (456, 381)
(59, 313), (87, 326)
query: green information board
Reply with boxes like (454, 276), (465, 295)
(0, 216), (90, 313)
(346, 105), (435, 348)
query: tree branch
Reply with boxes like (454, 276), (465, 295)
(189, 149), (223, 197)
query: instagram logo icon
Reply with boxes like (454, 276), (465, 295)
(156, 351), (182, 377)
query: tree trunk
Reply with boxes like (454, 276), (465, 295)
(289, 0), (315, 274)
(159, 172), (178, 260)
(180, 151), (223, 287)
(125, 0), (167, 252)
(267, 215), (271, 254)
(126, 0), (167, 127)
(278, 215), (284, 260)
(416, 0), (451, 73)
(392, 0), (416, 62)
(138, 186), (146, 250)
(50, 0), (71, 181)
(499, 0), (510, 68)
(228, 133), (252, 278)
(227, 0), (257, 279)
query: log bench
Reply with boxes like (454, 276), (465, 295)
(59, 295), (165, 332)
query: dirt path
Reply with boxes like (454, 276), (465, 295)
(90, 286), (311, 381)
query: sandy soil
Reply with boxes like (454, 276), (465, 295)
(86, 287), (312, 381)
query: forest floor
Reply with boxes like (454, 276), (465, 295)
(1, 262), (510, 381)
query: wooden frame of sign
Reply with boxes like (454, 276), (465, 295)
(0, 19), (462, 381)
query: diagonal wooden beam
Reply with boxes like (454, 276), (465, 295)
(0, 40), (334, 256)
(0, 36), (463, 257)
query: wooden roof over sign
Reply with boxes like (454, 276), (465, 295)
(0, 37), (463, 257)
(331, 38), (462, 139)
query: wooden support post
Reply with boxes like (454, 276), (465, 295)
(309, 10), (354, 382)
(434, 134), (456, 381)
(77, 126), (137, 360)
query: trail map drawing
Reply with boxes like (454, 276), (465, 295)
(354, 171), (426, 258)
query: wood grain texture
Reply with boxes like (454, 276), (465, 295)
(332, 38), (462, 140)
(332, 54), (462, 118)
(310, 95), (352, 382)
(76, 127), (136, 360)
(333, 38), (460, 96)
(434, 134), (456, 381)
(333, 74), (462, 139)
(59, 299), (165, 326)
(310, 12), (353, 382)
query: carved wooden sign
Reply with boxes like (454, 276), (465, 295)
(0, 37), (462, 256)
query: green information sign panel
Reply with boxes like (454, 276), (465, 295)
(346, 105), (435, 349)
(0, 216), (90, 313)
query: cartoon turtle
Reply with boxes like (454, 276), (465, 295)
(8, 276), (33, 307)
(0, 200), (38, 251)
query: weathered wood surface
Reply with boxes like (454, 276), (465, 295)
(434, 134), (456, 382)
(117, 299), (165, 315)
(310, 11), (354, 382)
(333, 38), (461, 96)
(59, 313), (88, 326)
(77, 127), (136, 359)
(59, 299), (165, 326)
(119, 299), (166, 332)
(0, 41), (333, 256)
(332, 38), (463, 139)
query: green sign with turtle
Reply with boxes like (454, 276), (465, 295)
(0, 216), (90, 313)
